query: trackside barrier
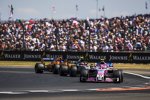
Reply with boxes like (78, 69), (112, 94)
(0, 51), (150, 63)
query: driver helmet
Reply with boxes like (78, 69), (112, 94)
(80, 56), (84, 60)
(79, 56), (84, 62)
(100, 58), (105, 64)
(80, 56), (84, 59)
(56, 56), (62, 61)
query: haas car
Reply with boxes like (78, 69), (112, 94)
(80, 61), (123, 83)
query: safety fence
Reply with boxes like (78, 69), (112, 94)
(0, 51), (150, 63)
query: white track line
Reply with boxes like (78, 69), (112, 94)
(29, 90), (49, 93)
(86, 89), (99, 91)
(0, 91), (27, 94)
(124, 71), (150, 79)
(61, 89), (79, 92)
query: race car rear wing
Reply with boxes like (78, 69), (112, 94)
(42, 58), (54, 61)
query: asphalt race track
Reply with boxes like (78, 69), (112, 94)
(0, 67), (150, 100)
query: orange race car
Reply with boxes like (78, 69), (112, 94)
(35, 57), (62, 74)
(34, 57), (77, 77)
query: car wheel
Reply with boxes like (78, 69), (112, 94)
(69, 66), (77, 77)
(53, 64), (60, 74)
(80, 69), (88, 82)
(59, 66), (68, 76)
(35, 63), (44, 74)
(80, 75), (87, 82)
(113, 70), (123, 83)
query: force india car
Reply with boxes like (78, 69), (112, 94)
(80, 62), (123, 83)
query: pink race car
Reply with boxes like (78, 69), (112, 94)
(80, 62), (123, 83)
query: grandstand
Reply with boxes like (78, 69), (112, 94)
(0, 14), (150, 52)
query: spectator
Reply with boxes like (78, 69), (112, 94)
(0, 14), (149, 52)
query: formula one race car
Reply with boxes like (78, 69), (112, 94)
(59, 60), (77, 77)
(55, 56), (91, 77)
(57, 58), (90, 77)
(80, 60), (123, 83)
(34, 57), (62, 74)
(34, 57), (78, 77)
(59, 61), (90, 77)
(76, 61), (91, 74)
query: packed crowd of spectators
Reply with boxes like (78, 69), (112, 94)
(0, 14), (150, 52)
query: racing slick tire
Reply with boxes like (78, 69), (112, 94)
(78, 65), (87, 74)
(59, 66), (68, 76)
(80, 69), (88, 82)
(113, 70), (123, 83)
(35, 63), (44, 74)
(53, 64), (60, 74)
(69, 66), (77, 77)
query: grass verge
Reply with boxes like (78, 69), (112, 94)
(113, 63), (150, 70)
(0, 61), (38, 68)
